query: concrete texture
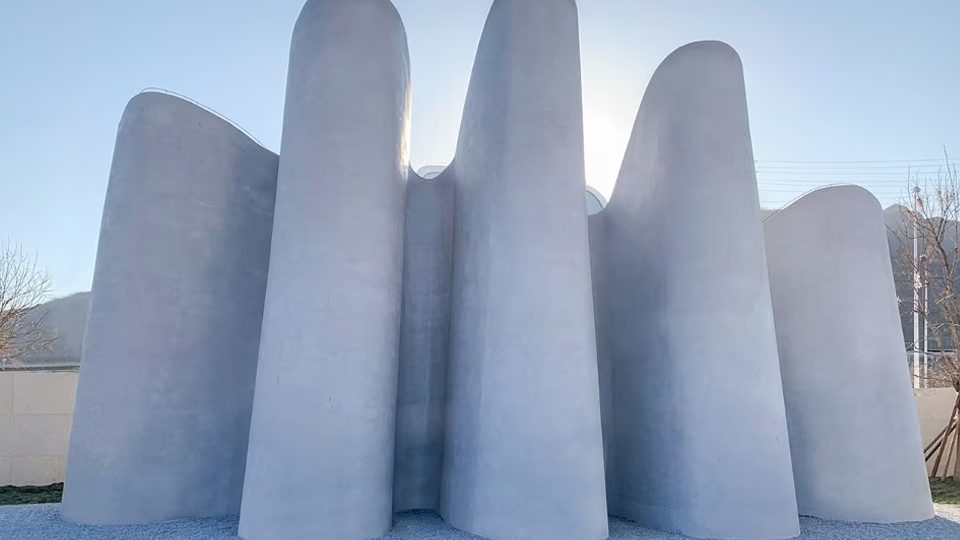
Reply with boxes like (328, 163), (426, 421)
(590, 41), (800, 539)
(393, 170), (454, 513)
(61, 2), (937, 538)
(764, 186), (934, 523)
(6, 505), (960, 540)
(0, 372), (77, 486)
(440, 2), (608, 540)
(916, 387), (957, 474)
(62, 92), (278, 525)
(586, 186), (607, 216)
(238, 1), (411, 539)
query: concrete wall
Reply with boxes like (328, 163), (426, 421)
(57, 2), (933, 538)
(4, 370), (945, 490)
(765, 186), (933, 523)
(62, 91), (278, 526)
(393, 170), (454, 513)
(440, 2), (608, 540)
(591, 41), (800, 539)
(916, 387), (958, 472)
(0, 371), (77, 486)
(238, 1), (411, 539)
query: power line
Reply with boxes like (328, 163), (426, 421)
(756, 158), (953, 164)
(757, 176), (952, 182)
(756, 170), (951, 177)
(754, 163), (956, 170)
(746, 157), (956, 207)
(758, 179), (919, 185)
(758, 189), (908, 195)
(757, 184), (909, 190)
(757, 179), (918, 185)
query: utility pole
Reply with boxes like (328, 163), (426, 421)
(913, 186), (922, 389)
(923, 273), (929, 387)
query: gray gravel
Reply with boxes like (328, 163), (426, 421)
(1, 504), (959, 539)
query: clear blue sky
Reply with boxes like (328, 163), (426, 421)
(2, 0), (958, 297)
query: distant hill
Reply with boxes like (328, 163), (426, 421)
(15, 292), (90, 368)
(883, 204), (960, 351)
(883, 205), (916, 348)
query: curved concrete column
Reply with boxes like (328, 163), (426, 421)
(62, 92), (277, 525)
(440, 2), (608, 539)
(764, 186), (934, 523)
(238, 1), (410, 539)
(393, 169), (455, 512)
(587, 211), (616, 507)
(591, 41), (800, 538)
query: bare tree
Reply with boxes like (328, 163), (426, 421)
(896, 153), (960, 386)
(897, 152), (960, 477)
(0, 241), (55, 366)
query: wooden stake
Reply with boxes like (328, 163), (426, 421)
(952, 416), (960, 479)
(931, 395), (960, 477)
(928, 424), (955, 462)
(926, 425), (950, 455)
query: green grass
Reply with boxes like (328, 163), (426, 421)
(930, 479), (960, 504)
(0, 484), (62, 505)
(0, 480), (957, 507)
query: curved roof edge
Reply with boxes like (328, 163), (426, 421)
(586, 186), (607, 216)
(135, 88), (271, 151)
(762, 184), (879, 223)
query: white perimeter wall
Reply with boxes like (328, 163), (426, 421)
(0, 371), (77, 486)
(916, 387), (958, 474)
(0, 370), (951, 487)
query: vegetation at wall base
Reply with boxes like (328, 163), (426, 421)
(0, 484), (63, 505)
(930, 479), (960, 504)
(0, 480), (957, 509)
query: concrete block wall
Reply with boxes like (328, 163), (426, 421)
(915, 387), (958, 474)
(0, 371), (78, 486)
(0, 370), (947, 490)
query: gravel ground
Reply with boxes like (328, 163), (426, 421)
(1, 504), (959, 539)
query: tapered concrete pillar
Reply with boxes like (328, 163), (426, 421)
(440, 2), (608, 539)
(587, 211), (616, 507)
(393, 169), (455, 512)
(764, 186), (934, 523)
(591, 42), (800, 539)
(238, 1), (410, 539)
(62, 92), (277, 525)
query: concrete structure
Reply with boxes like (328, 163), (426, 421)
(5, 368), (947, 495)
(238, 1), (410, 539)
(393, 170), (454, 513)
(62, 92), (278, 525)
(439, 2), (608, 540)
(63, 1), (932, 539)
(590, 42), (800, 539)
(764, 186), (934, 523)
(0, 371), (77, 486)
(416, 165), (446, 180)
(586, 186), (607, 216)
(916, 387), (958, 469)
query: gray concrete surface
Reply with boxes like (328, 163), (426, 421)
(393, 170), (454, 513)
(238, 1), (411, 539)
(590, 41), (800, 539)
(62, 2), (936, 540)
(61, 92), (278, 525)
(440, 1), (608, 539)
(764, 186), (934, 523)
(5, 505), (960, 540)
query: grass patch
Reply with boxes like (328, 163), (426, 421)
(930, 479), (960, 504)
(0, 484), (63, 505)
